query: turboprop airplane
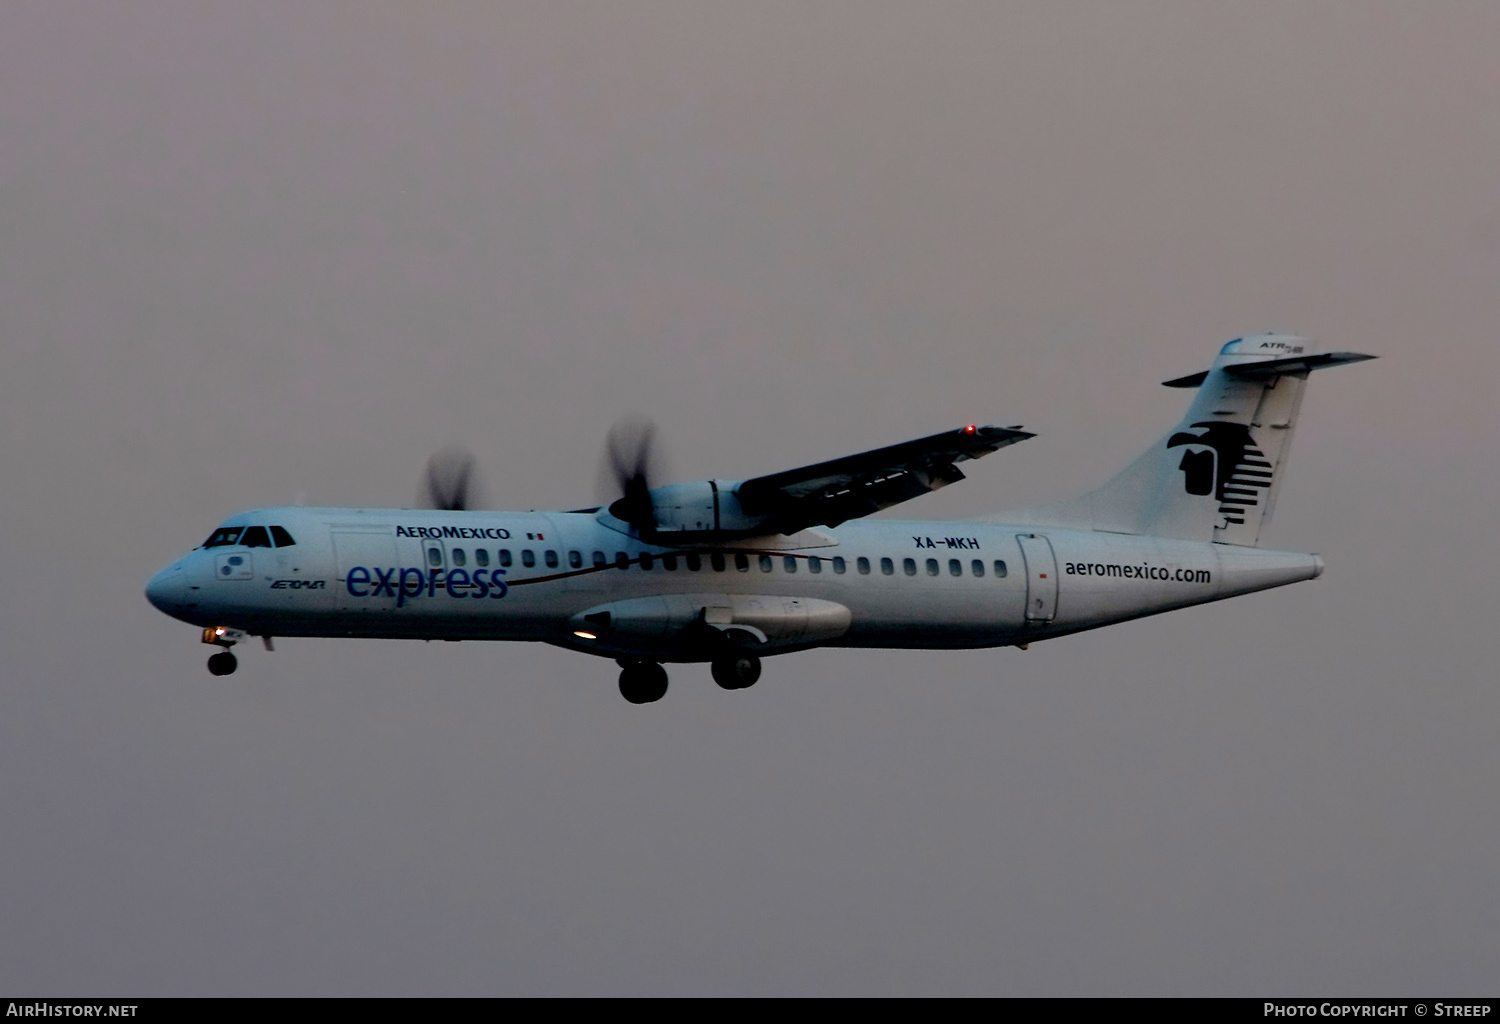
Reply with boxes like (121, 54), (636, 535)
(145, 335), (1372, 703)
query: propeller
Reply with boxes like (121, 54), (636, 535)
(423, 445), (483, 511)
(600, 415), (662, 532)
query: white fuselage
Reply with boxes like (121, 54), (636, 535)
(145, 506), (1323, 662)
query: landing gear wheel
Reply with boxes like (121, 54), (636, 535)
(711, 654), (761, 690)
(618, 662), (668, 704)
(207, 651), (238, 676)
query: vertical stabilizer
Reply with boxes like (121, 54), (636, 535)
(1004, 335), (1373, 546)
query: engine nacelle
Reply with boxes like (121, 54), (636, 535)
(606, 480), (768, 538)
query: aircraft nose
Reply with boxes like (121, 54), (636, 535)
(145, 565), (186, 615)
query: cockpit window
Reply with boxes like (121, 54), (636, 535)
(240, 526), (272, 548)
(202, 527), (243, 548)
(202, 524), (295, 549)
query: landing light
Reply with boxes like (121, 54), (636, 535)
(573, 630), (598, 640)
(202, 626), (247, 648)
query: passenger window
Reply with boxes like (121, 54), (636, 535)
(428, 547), (444, 568)
(269, 525), (296, 547)
(499, 549), (513, 567)
(994, 560), (1008, 578)
(880, 557), (894, 576)
(904, 558), (917, 576)
(808, 556), (822, 574)
(544, 550), (559, 568)
(735, 553), (750, 572)
(783, 555), (797, 573)
(832, 556), (846, 574)
(759, 554), (773, 573)
(858, 557), (871, 575)
(241, 526), (272, 548)
(640, 553), (654, 570)
(592, 551), (607, 568)
(971, 559), (984, 577)
(662, 554), (678, 571)
(202, 527), (243, 548)
(476, 549), (490, 567)
(926, 558), (939, 577)
(615, 552), (630, 569)
(568, 550), (583, 569)
(452, 548), (467, 567)
(521, 550), (535, 568)
(949, 559), (962, 577)
(711, 553), (726, 572)
(686, 553), (702, 572)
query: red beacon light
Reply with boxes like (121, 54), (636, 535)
(964, 424), (977, 434)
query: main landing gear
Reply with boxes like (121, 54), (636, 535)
(617, 660), (669, 704)
(615, 654), (764, 703)
(711, 653), (761, 691)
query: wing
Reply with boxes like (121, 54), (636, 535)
(734, 424), (1033, 533)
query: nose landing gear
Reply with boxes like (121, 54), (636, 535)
(201, 626), (248, 677)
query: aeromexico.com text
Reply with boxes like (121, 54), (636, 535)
(1064, 562), (1212, 583)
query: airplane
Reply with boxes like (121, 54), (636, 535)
(145, 335), (1373, 704)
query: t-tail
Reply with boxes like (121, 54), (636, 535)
(1008, 335), (1374, 546)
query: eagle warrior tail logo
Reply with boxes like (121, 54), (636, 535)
(1166, 422), (1274, 527)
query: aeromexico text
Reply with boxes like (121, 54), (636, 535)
(397, 525), (512, 540)
(1065, 562), (1212, 583)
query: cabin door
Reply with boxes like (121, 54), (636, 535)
(1016, 533), (1058, 623)
(332, 528), (399, 614)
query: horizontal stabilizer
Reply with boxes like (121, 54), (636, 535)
(1162, 370), (1210, 389)
(1223, 351), (1376, 379)
(1165, 351), (1375, 387)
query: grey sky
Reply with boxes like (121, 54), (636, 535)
(2, 2), (1497, 995)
